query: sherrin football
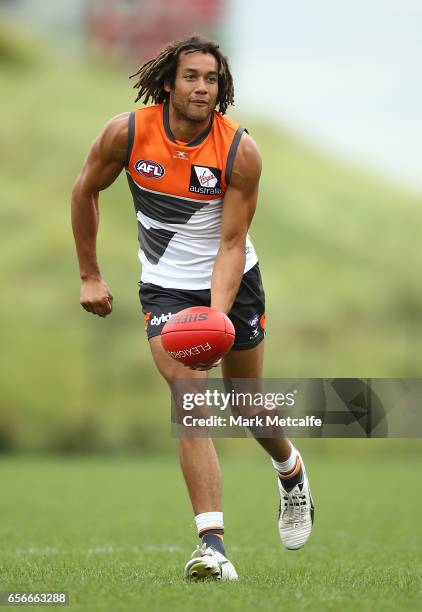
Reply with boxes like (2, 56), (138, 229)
(161, 306), (235, 367)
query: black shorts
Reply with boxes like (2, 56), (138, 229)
(139, 263), (266, 350)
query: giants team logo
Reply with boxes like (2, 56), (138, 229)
(189, 165), (222, 195)
(135, 159), (165, 179)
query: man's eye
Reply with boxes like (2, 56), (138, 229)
(208, 78), (217, 83)
(185, 75), (195, 80)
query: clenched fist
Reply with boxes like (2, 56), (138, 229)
(80, 277), (113, 318)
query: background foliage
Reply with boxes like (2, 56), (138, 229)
(1, 26), (421, 453)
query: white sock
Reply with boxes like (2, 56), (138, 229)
(271, 444), (299, 474)
(194, 511), (224, 536)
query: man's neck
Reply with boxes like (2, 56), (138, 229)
(168, 104), (211, 143)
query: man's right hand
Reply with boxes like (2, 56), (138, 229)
(80, 277), (113, 318)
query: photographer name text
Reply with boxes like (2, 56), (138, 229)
(181, 415), (322, 428)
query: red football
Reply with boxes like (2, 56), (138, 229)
(161, 306), (235, 367)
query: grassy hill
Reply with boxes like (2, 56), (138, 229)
(1, 27), (422, 451)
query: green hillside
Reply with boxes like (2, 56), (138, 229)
(1, 28), (422, 451)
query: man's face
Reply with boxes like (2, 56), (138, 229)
(166, 51), (219, 123)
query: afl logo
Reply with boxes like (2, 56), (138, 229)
(135, 159), (165, 179)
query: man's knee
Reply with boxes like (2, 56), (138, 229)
(148, 336), (205, 384)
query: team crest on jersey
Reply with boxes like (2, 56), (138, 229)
(135, 159), (165, 179)
(189, 165), (222, 195)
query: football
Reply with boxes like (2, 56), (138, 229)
(161, 306), (235, 367)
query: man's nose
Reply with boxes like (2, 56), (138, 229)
(194, 78), (208, 93)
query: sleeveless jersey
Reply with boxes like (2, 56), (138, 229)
(125, 103), (258, 289)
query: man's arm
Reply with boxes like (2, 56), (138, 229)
(210, 132), (262, 314)
(71, 112), (129, 317)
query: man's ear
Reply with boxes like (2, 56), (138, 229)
(164, 80), (171, 93)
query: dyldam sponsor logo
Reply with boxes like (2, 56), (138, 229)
(150, 312), (173, 326)
(182, 389), (298, 411)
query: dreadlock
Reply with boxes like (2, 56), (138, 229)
(130, 35), (234, 115)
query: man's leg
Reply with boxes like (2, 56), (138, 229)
(148, 336), (222, 515)
(148, 336), (237, 580)
(222, 340), (314, 550)
(221, 340), (292, 461)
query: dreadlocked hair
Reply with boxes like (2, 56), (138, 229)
(130, 35), (234, 115)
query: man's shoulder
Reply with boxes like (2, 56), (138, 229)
(98, 112), (131, 162)
(133, 103), (163, 117)
(213, 113), (261, 161)
(228, 130), (262, 189)
(213, 112), (258, 155)
(103, 112), (130, 140)
(213, 110), (240, 134)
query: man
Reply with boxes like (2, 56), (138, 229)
(71, 35), (314, 581)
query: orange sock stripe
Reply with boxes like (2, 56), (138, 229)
(199, 526), (225, 537)
(279, 456), (301, 479)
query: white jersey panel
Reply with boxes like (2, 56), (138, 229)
(131, 182), (257, 289)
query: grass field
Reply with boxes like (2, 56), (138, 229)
(0, 448), (421, 611)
